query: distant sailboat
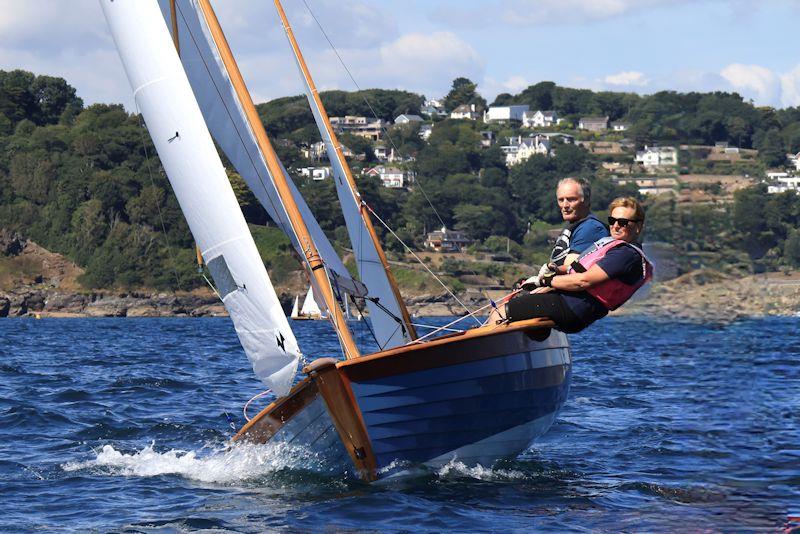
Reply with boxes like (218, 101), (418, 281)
(289, 295), (299, 319)
(103, 0), (571, 483)
(291, 286), (323, 320)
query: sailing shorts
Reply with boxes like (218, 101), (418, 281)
(505, 291), (585, 333)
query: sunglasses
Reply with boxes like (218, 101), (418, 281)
(608, 216), (641, 228)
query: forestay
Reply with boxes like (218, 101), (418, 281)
(101, 0), (300, 396)
(277, 5), (414, 349)
(156, 0), (366, 307)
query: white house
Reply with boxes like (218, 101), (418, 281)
(365, 165), (406, 188)
(299, 166), (332, 181)
(610, 121), (630, 131)
(483, 104), (529, 123)
(419, 124), (433, 141)
(635, 145), (678, 168)
(522, 110), (559, 128)
(767, 175), (800, 194)
(450, 104), (480, 120)
(502, 135), (552, 166)
(395, 114), (424, 125)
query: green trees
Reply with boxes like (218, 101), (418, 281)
(443, 77), (487, 113)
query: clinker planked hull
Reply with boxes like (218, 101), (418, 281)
(235, 319), (571, 480)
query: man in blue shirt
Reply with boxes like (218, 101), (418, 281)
(548, 177), (609, 270)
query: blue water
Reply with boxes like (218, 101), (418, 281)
(1, 316), (798, 532)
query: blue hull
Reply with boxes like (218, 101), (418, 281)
(347, 330), (571, 473)
(238, 322), (572, 480)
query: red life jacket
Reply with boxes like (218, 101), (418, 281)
(568, 237), (654, 310)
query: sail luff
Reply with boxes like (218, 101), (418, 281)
(100, 0), (300, 395)
(194, 0), (360, 360)
(273, 0), (417, 346)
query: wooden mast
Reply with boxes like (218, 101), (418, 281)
(273, 0), (417, 340)
(195, 0), (360, 360)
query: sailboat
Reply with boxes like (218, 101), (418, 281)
(292, 286), (324, 320)
(102, 0), (572, 482)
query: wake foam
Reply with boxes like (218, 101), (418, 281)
(436, 458), (526, 481)
(63, 441), (330, 483)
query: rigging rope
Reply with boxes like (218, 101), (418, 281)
(300, 0), (446, 230)
(363, 201), (482, 325)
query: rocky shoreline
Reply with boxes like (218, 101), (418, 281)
(2, 231), (798, 321)
(3, 271), (799, 320)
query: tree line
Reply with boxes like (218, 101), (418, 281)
(1, 69), (799, 294)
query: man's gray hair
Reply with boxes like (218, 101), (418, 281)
(558, 177), (591, 205)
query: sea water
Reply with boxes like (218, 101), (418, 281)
(0, 316), (798, 532)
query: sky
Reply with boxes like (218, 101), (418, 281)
(3, 0), (800, 112)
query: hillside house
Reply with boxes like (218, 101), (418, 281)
(635, 145), (678, 169)
(330, 115), (386, 141)
(502, 135), (552, 166)
(610, 121), (630, 131)
(483, 104), (529, 123)
(450, 104), (480, 120)
(424, 227), (472, 252)
(299, 166), (332, 181)
(365, 165), (407, 188)
(578, 116), (609, 131)
(419, 124), (433, 140)
(395, 114), (424, 125)
(302, 141), (357, 161)
(767, 175), (800, 194)
(480, 130), (495, 147)
(522, 110), (559, 128)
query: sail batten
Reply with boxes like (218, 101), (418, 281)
(101, 0), (300, 396)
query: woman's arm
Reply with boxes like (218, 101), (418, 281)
(550, 264), (610, 292)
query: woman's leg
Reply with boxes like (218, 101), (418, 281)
(505, 292), (584, 332)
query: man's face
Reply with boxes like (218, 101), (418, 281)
(609, 206), (642, 242)
(556, 181), (589, 223)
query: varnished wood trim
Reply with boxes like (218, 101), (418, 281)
(272, 0), (416, 340)
(339, 318), (556, 382)
(195, 0), (360, 360)
(233, 377), (318, 444)
(307, 361), (378, 481)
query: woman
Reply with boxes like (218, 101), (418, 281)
(500, 196), (653, 333)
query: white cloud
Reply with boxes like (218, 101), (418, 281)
(603, 70), (649, 87)
(780, 66), (800, 107)
(720, 63), (780, 105)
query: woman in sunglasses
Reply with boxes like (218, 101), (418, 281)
(500, 196), (653, 333)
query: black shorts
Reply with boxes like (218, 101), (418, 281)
(505, 291), (586, 333)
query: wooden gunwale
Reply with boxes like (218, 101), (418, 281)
(233, 376), (318, 443)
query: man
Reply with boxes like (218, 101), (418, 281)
(502, 197), (653, 333)
(549, 177), (608, 269)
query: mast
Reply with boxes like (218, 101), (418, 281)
(273, 0), (416, 341)
(195, 0), (360, 360)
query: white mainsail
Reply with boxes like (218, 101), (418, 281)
(155, 0), (366, 308)
(101, 0), (300, 396)
(274, 2), (415, 349)
(289, 295), (299, 318)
